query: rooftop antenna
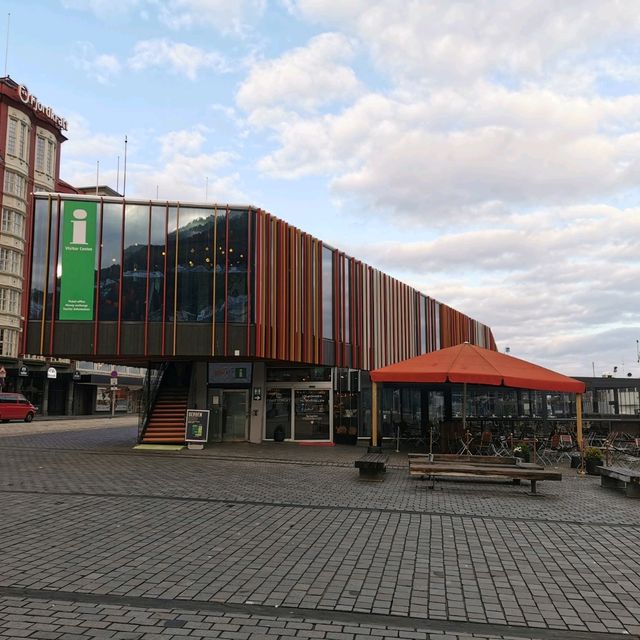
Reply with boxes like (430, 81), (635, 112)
(205, 176), (209, 200)
(4, 13), (10, 76)
(116, 155), (120, 194)
(95, 160), (99, 195)
(122, 136), (128, 197)
(156, 185), (159, 199)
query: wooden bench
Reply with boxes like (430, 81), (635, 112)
(409, 453), (521, 466)
(599, 466), (640, 498)
(408, 459), (561, 495)
(355, 452), (389, 480)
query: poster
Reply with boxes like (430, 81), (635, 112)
(59, 200), (97, 320)
(185, 409), (210, 443)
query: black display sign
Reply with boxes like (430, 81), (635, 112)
(185, 409), (210, 443)
(18, 366), (29, 377)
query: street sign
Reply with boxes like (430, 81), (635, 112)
(72, 370), (81, 381)
(110, 378), (118, 387)
(47, 367), (57, 379)
(18, 366), (28, 377)
(185, 409), (210, 443)
(110, 370), (118, 378)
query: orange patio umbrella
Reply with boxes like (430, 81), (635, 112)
(369, 342), (586, 447)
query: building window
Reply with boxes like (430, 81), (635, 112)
(3, 171), (26, 199)
(46, 140), (55, 176)
(19, 121), (28, 159)
(6, 118), (16, 156)
(1, 209), (25, 238)
(0, 287), (20, 314)
(36, 136), (45, 172)
(0, 328), (18, 357)
(0, 248), (23, 275)
(7, 119), (29, 161)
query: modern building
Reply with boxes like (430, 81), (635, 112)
(26, 193), (496, 442)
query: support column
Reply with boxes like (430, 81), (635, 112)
(576, 392), (583, 448)
(371, 381), (378, 448)
(42, 378), (50, 416)
(66, 379), (74, 416)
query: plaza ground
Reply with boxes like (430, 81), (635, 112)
(0, 418), (639, 640)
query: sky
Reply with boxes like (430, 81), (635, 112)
(6, 0), (640, 377)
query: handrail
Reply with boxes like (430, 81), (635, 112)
(137, 362), (169, 443)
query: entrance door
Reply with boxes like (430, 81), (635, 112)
(294, 389), (330, 440)
(222, 389), (248, 441)
(265, 388), (292, 440)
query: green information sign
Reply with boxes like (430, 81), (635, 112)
(59, 201), (97, 320)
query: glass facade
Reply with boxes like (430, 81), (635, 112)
(29, 196), (257, 356)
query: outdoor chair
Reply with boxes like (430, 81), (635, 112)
(478, 431), (495, 455)
(457, 430), (474, 455)
(535, 439), (554, 466)
(557, 434), (575, 462)
(493, 435), (511, 457)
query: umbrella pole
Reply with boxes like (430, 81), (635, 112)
(462, 382), (467, 434)
(371, 381), (378, 449)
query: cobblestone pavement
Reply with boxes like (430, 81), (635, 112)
(0, 420), (639, 639)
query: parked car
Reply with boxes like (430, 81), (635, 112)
(0, 393), (37, 422)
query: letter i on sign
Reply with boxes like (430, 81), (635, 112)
(70, 209), (88, 245)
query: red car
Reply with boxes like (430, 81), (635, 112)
(0, 393), (37, 422)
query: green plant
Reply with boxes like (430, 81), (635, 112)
(584, 446), (603, 460)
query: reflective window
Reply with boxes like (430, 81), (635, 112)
(148, 206), (166, 322)
(322, 245), (333, 339)
(214, 209), (227, 322)
(99, 202), (122, 321)
(122, 204), (149, 321)
(46, 204), (58, 321)
(225, 209), (248, 323)
(176, 207), (214, 322)
(164, 207), (178, 322)
(29, 199), (49, 320)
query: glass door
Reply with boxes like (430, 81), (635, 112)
(294, 389), (330, 440)
(222, 389), (248, 441)
(265, 388), (292, 440)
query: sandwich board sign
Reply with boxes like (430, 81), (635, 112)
(185, 409), (210, 444)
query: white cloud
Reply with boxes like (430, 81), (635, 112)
(237, 33), (361, 116)
(292, 0), (640, 85)
(159, 128), (207, 159)
(340, 203), (640, 375)
(71, 42), (121, 84)
(158, 0), (266, 33)
(62, 0), (142, 18)
(128, 39), (229, 80)
(62, 114), (124, 159)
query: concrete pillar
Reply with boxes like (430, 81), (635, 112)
(66, 379), (74, 416)
(248, 362), (265, 443)
(42, 378), (49, 416)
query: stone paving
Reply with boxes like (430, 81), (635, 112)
(0, 419), (639, 639)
